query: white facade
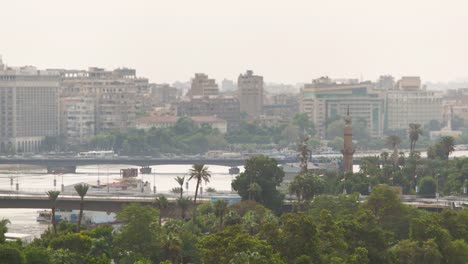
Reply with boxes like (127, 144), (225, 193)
(386, 80), (443, 130)
(0, 62), (60, 153)
(300, 77), (385, 138)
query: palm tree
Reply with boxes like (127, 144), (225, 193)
(46, 190), (60, 234)
(174, 176), (185, 199)
(248, 182), (262, 201)
(154, 194), (169, 226)
(176, 197), (191, 220)
(409, 123), (423, 153)
(188, 164), (211, 221)
(0, 218), (10, 243)
(74, 183), (89, 232)
(439, 136), (455, 160)
(189, 164), (211, 203)
(163, 233), (183, 263)
(214, 199), (229, 230)
(386, 135), (402, 167)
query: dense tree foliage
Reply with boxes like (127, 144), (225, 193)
(232, 155), (285, 211)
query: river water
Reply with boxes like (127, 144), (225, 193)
(0, 164), (240, 237)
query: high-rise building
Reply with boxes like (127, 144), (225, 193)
(60, 67), (147, 139)
(386, 77), (442, 130)
(150, 83), (178, 105)
(60, 97), (96, 145)
(188, 73), (219, 97)
(238, 70), (263, 119)
(300, 77), (385, 138)
(0, 62), (60, 153)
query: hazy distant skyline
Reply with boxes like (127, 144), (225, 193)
(1, 0), (468, 84)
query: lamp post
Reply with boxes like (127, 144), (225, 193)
(436, 173), (440, 212)
(97, 164), (100, 187)
(153, 173), (156, 194)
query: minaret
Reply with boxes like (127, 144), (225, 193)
(341, 106), (355, 173)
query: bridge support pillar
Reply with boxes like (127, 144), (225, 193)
(47, 166), (77, 174)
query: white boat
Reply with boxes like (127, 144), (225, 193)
(36, 210), (52, 222)
(37, 209), (116, 225)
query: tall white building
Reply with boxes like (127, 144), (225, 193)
(238, 70), (263, 119)
(386, 77), (443, 130)
(0, 58), (60, 153)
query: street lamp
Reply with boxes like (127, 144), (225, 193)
(436, 173), (440, 212)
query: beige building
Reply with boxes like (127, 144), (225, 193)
(0, 59), (60, 153)
(188, 73), (219, 97)
(60, 67), (148, 139)
(300, 77), (385, 138)
(386, 77), (442, 130)
(60, 97), (96, 145)
(135, 115), (228, 134)
(238, 70), (263, 119)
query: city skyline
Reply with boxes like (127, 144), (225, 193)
(1, 0), (468, 85)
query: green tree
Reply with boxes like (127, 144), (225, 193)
(418, 176), (436, 197)
(188, 164), (211, 221)
(438, 136), (455, 160)
(293, 113), (316, 136)
(176, 197), (191, 220)
(113, 203), (160, 262)
(289, 173), (325, 210)
(364, 184), (410, 239)
(199, 225), (283, 264)
(391, 239), (421, 264)
(23, 246), (50, 264)
(50, 232), (93, 255)
(0, 218), (10, 243)
(161, 233), (182, 264)
(0, 244), (26, 264)
(74, 184), (89, 232)
(154, 195), (169, 226)
(232, 156), (284, 211)
(409, 123), (423, 153)
(444, 239), (468, 264)
(174, 176), (185, 199)
(277, 212), (319, 263)
(214, 199), (228, 230)
(316, 210), (347, 262)
(46, 190), (60, 234)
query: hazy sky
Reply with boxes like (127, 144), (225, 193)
(1, 0), (468, 84)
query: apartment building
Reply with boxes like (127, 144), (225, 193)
(0, 59), (60, 153)
(238, 70), (264, 119)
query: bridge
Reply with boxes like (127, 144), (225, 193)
(0, 193), (190, 217)
(0, 153), (380, 170)
(0, 157), (264, 173)
(0, 193), (465, 213)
